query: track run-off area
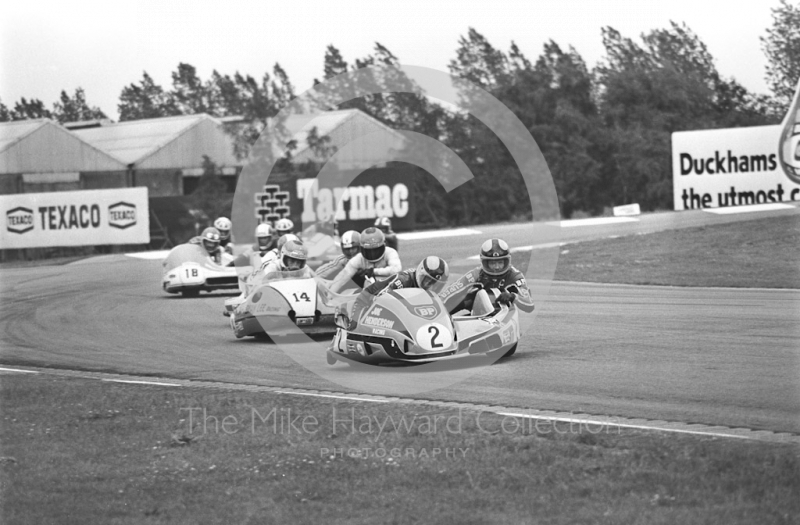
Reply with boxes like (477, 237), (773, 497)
(1, 203), (799, 441)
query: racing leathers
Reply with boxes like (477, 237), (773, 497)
(247, 259), (315, 293)
(226, 243), (276, 297)
(328, 247), (402, 293)
(346, 268), (418, 329)
(229, 243), (274, 268)
(439, 266), (534, 314)
(188, 236), (225, 265)
(219, 236), (234, 255)
(315, 254), (348, 281)
(222, 252), (295, 315)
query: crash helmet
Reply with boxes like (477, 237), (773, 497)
(255, 223), (273, 250)
(275, 218), (294, 236)
(213, 217), (232, 241)
(374, 216), (392, 233)
(280, 239), (308, 271)
(340, 230), (361, 259)
(275, 233), (300, 254)
(201, 226), (221, 254)
(415, 256), (449, 294)
(360, 227), (386, 262)
(480, 238), (511, 276)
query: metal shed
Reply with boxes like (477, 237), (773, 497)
(73, 114), (242, 196)
(288, 109), (407, 168)
(0, 119), (128, 194)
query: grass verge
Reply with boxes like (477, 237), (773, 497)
(2, 374), (798, 524)
(553, 214), (800, 288)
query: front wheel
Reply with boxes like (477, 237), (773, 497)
(182, 289), (200, 298)
(501, 344), (517, 358)
(326, 352), (337, 365)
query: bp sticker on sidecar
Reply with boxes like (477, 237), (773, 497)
(389, 290), (442, 320)
(415, 322), (453, 352)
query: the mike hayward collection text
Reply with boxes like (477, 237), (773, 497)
(179, 406), (623, 440)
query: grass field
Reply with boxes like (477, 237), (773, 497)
(552, 214), (800, 288)
(2, 374), (798, 525)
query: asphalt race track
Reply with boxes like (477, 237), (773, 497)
(1, 205), (799, 434)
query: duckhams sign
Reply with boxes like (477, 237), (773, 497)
(672, 125), (800, 210)
(1, 187), (149, 249)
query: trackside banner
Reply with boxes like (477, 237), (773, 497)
(0, 188), (150, 249)
(672, 125), (800, 210)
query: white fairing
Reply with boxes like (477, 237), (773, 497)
(177, 263), (205, 285)
(268, 279), (318, 317)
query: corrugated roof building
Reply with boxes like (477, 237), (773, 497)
(0, 119), (127, 194)
(288, 109), (406, 168)
(73, 114), (242, 196)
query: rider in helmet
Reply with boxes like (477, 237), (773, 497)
(346, 256), (450, 329)
(439, 238), (535, 314)
(315, 230), (361, 281)
(214, 217), (233, 254)
(255, 223), (273, 256)
(228, 223), (274, 267)
(257, 238), (311, 280)
(374, 216), (398, 251)
(225, 223), (274, 313)
(274, 218), (294, 238)
(190, 226), (222, 263)
(225, 234), (307, 316)
(280, 239), (308, 271)
(255, 233), (300, 275)
(328, 227), (402, 293)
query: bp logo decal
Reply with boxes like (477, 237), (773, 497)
(6, 207), (34, 234)
(414, 305), (439, 320)
(108, 202), (137, 229)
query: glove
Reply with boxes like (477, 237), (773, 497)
(497, 291), (516, 305)
(361, 268), (375, 279)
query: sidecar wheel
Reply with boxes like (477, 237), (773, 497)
(501, 344), (517, 358)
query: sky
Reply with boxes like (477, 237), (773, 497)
(1, 0), (783, 120)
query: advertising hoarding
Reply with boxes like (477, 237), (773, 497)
(250, 165), (417, 236)
(1, 187), (150, 249)
(672, 125), (800, 211)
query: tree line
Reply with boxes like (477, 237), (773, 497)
(2, 1), (798, 220)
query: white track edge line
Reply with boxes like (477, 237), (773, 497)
(101, 379), (182, 387)
(498, 412), (756, 441)
(274, 391), (389, 403)
(5, 365), (797, 444)
(0, 367), (40, 374)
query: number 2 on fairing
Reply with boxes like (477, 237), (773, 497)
(415, 322), (453, 351)
(292, 292), (311, 302)
(428, 325), (443, 348)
